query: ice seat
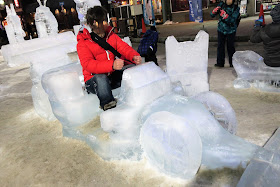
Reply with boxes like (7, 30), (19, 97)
(165, 30), (209, 96)
(42, 62), (100, 127)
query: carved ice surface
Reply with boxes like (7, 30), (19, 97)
(140, 111), (202, 179)
(1, 31), (77, 67)
(140, 94), (258, 170)
(233, 51), (280, 92)
(35, 0), (58, 38)
(31, 83), (55, 120)
(166, 30), (209, 96)
(191, 91), (237, 135)
(4, 4), (25, 44)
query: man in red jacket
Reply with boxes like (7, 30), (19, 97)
(77, 6), (141, 111)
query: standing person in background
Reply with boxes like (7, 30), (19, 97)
(137, 26), (159, 66)
(250, 4), (280, 67)
(211, 0), (240, 68)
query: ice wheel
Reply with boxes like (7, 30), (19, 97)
(140, 111), (202, 179)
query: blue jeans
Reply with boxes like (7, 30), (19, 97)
(85, 64), (135, 108)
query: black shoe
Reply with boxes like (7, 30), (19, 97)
(214, 64), (224, 68)
(103, 100), (117, 111)
(230, 64), (233, 67)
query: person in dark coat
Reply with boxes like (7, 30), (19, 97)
(250, 4), (280, 67)
(211, 0), (240, 68)
(77, 6), (141, 110)
(137, 26), (159, 66)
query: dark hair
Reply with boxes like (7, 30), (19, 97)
(86, 6), (107, 26)
(225, 0), (236, 5)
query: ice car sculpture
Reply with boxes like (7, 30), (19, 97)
(233, 50), (280, 92)
(35, 0), (58, 38)
(42, 61), (261, 180)
(39, 31), (280, 181)
(4, 4), (25, 44)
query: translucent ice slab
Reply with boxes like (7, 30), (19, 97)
(31, 83), (56, 121)
(165, 30), (209, 96)
(1, 31), (77, 67)
(119, 62), (171, 107)
(237, 128), (280, 187)
(233, 51), (280, 92)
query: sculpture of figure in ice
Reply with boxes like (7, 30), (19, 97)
(165, 30), (209, 96)
(35, 0), (58, 38)
(74, 0), (101, 25)
(4, 4), (25, 44)
(233, 51), (280, 92)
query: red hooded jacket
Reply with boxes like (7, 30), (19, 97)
(77, 26), (140, 83)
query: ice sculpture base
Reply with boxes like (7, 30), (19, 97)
(165, 30), (209, 96)
(234, 78), (280, 93)
(62, 121), (142, 161)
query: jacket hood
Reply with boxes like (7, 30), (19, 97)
(77, 26), (114, 42)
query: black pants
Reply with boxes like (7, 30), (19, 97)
(217, 31), (236, 66)
(85, 64), (135, 108)
(143, 47), (158, 66)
